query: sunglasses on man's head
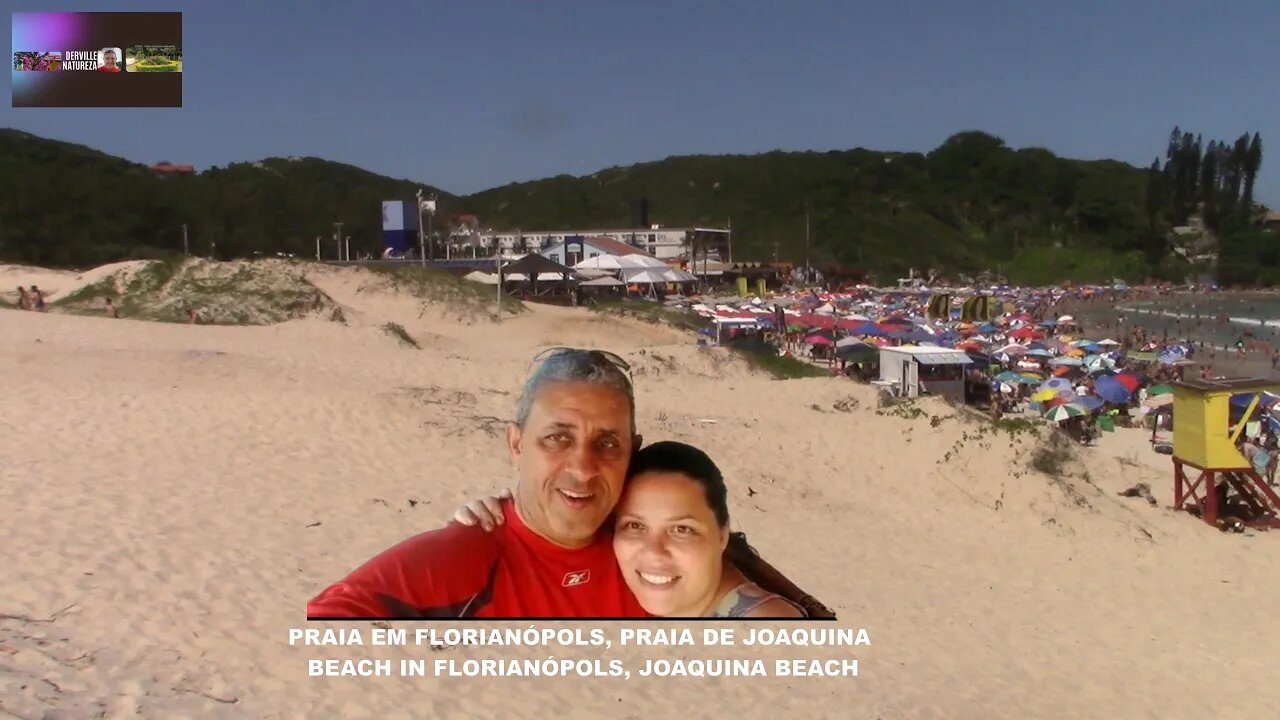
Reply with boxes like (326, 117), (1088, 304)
(530, 347), (632, 381)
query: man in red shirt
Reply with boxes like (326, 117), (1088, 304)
(97, 49), (121, 72)
(307, 348), (649, 618)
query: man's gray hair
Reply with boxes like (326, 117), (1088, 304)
(514, 349), (635, 434)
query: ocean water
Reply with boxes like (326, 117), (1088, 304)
(1113, 295), (1280, 349)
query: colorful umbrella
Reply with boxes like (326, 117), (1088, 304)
(1147, 383), (1173, 396)
(1040, 377), (1075, 393)
(1077, 394), (1105, 411)
(1094, 374), (1132, 403)
(1044, 404), (1086, 422)
(1033, 388), (1066, 403)
(1114, 373), (1140, 392)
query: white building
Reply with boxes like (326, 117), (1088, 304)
(480, 226), (730, 263)
(538, 236), (649, 267)
(874, 345), (973, 403)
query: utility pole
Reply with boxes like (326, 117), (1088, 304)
(181, 224), (189, 255)
(727, 217), (733, 264)
(427, 194), (435, 262)
(333, 222), (344, 262)
(344, 236), (351, 263)
(315, 235), (321, 261)
(804, 204), (811, 284)
(416, 189), (426, 267)
(495, 254), (503, 322)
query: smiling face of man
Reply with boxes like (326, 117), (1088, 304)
(507, 381), (637, 548)
(102, 50), (116, 68)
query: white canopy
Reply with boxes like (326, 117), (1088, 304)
(580, 276), (625, 287)
(616, 254), (669, 269)
(507, 272), (574, 282)
(621, 269), (670, 284)
(574, 255), (623, 271)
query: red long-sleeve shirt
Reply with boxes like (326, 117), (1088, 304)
(307, 498), (647, 619)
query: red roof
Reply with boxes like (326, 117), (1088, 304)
(583, 236), (647, 256)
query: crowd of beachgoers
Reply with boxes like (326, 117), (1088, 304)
(683, 283), (1280, 463)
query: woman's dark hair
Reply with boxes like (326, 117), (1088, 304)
(626, 440), (837, 620)
(628, 441), (729, 527)
(626, 441), (762, 585)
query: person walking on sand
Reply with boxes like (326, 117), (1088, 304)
(105, 298), (119, 318)
(30, 285), (45, 312)
(16, 286), (29, 310)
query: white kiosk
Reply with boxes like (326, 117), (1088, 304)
(874, 345), (973, 403)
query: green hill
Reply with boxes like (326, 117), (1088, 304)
(0, 128), (1268, 284)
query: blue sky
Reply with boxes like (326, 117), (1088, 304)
(5, 1), (1278, 205)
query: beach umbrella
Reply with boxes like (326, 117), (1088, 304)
(1025, 348), (1054, 358)
(1142, 394), (1173, 409)
(1094, 375), (1132, 404)
(1032, 388), (1066, 403)
(836, 344), (878, 362)
(1147, 383), (1173, 396)
(806, 334), (834, 346)
(998, 343), (1028, 356)
(1043, 404), (1086, 422)
(849, 322), (885, 337)
(995, 370), (1026, 384)
(1040, 377), (1074, 393)
(1077, 394), (1106, 411)
(1113, 373), (1141, 392)
(1049, 356), (1083, 366)
(1084, 354), (1117, 373)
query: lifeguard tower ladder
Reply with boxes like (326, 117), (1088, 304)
(1171, 378), (1280, 529)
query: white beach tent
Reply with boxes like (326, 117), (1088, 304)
(621, 269), (670, 284)
(574, 255), (624, 272)
(507, 272), (578, 282)
(616, 254), (670, 269)
(580, 276), (625, 287)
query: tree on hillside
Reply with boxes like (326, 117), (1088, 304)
(1243, 132), (1263, 208)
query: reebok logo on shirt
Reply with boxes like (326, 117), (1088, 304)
(562, 570), (590, 587)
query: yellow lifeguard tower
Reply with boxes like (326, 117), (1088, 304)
(1171, 378), (1280, 529)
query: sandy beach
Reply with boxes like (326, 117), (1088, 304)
(3, 261), (1279, 719)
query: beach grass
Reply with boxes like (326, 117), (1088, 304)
(588, 298), (711, 332)
(367, 264), (524, 316)
(731, 348), (831, 379)
(995, 417), (1042, 436)
(1030, 438), (1073, 477)
(382, 322), (420, 349)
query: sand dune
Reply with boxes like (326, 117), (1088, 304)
(2, 260), (1277, 719)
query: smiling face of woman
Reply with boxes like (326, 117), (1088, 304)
(612, 471), (728, 617)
